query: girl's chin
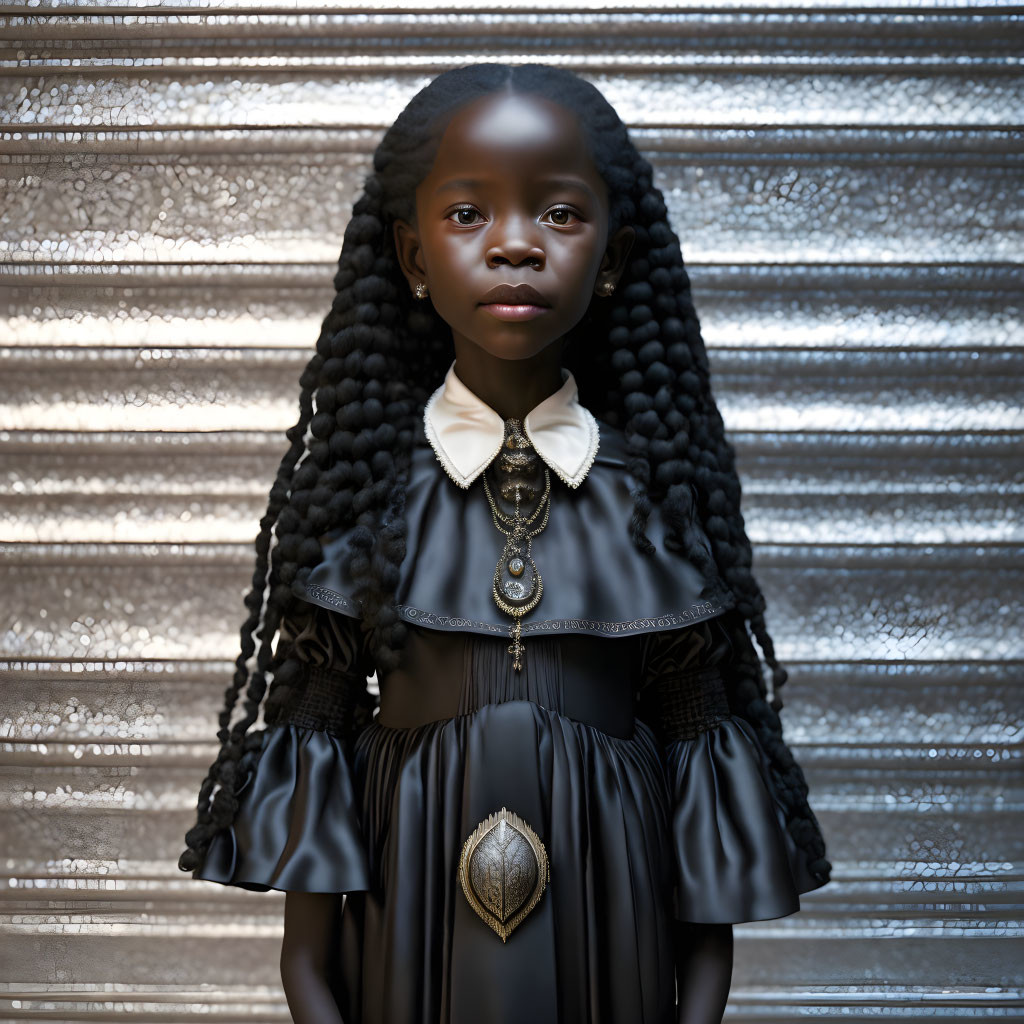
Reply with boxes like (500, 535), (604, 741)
(459, 337), (566, 363)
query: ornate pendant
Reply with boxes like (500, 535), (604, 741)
(483, 417), (551, 672)
(459, 806), (550, 942)
(493, 540), (542, 615)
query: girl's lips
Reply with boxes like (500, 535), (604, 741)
(480, 303), (550, 322)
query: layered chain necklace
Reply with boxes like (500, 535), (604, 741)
(481, 417), (552, 671)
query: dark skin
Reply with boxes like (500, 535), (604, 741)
(393, 90), (634, 421)
(282, 91), (733, 1024)
(280, 891), (345, 1023)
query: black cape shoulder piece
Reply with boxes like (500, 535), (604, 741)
(293, 417), (736, 638)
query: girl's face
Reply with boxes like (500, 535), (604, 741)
(393, 91), (634, 365)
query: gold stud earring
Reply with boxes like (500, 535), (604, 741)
(414, 282), (429, 299)
(596, 281), (615, 297)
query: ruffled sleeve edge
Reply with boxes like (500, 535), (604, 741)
(193, 722), (372, 895)
(663, 714), (828, 924)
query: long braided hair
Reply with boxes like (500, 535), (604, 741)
(179, 62), (830, 884)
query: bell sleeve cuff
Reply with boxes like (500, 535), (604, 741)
(662, 709), (820, 923)
(194, 601), (377, 893)
(640, 618), (825, 923)
(195, 723), (371, 893)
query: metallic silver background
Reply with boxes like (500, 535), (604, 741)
(2, 3), (1022, 1020)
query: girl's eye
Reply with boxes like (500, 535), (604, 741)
(446, 206), (582, 227)
(546, 206), (581, 226)
(448, 207), (484, 226)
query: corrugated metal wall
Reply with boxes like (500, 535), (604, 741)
(2, 3), (1021, 1020)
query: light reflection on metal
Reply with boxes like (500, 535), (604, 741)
(1, 2), (1021, 1016)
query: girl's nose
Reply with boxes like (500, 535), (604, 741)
(486, 215), (545, 269)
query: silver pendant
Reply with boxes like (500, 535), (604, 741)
(493, 542), (541, 613)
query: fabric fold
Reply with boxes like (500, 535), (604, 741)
(339, 700), (678, 1024)
(196, 723), (371, 894)
(293, 412), (734, 638)
(664, 714), (826, 923)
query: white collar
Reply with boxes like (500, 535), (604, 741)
(423, 359), (600, 490)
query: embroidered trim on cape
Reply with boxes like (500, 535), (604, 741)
(296, 581), (732, 638)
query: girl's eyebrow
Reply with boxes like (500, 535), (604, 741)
(434, 179), (481, 195)
(434, 176), (599, 203)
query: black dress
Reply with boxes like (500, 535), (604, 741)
(195, 416), (830, 1024)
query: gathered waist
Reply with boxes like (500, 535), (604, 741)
(377, 625), (640, 738)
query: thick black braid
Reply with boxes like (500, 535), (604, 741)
(532, 70), (827, 881)
(179, 62), (828, 884)
(540, 91), (794, 701)
(719, 609), (832, 880)
(178, 67), (493, 872)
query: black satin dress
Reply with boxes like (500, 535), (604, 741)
(195, 416), (830, 1024)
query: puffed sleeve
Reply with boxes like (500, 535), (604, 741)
(637, 613), (819, 923)
(194, 602), (378, 894)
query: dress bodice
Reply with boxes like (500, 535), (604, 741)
(270, 599), (738, 746)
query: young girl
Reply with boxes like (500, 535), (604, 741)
(179, 63), (831, 1024)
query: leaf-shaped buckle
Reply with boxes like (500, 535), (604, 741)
(458, 806), (549, 942)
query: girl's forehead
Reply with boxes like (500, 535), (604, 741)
(443, 92), (577, 151)
(421, 92), (602, 196)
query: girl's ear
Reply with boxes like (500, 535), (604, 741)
(596, 225), (636, 293)
(393, 217), (427, 295)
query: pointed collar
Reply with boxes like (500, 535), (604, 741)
(423, 359), (600, 490)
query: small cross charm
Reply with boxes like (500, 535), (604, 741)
(508, 620), (525, 671)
